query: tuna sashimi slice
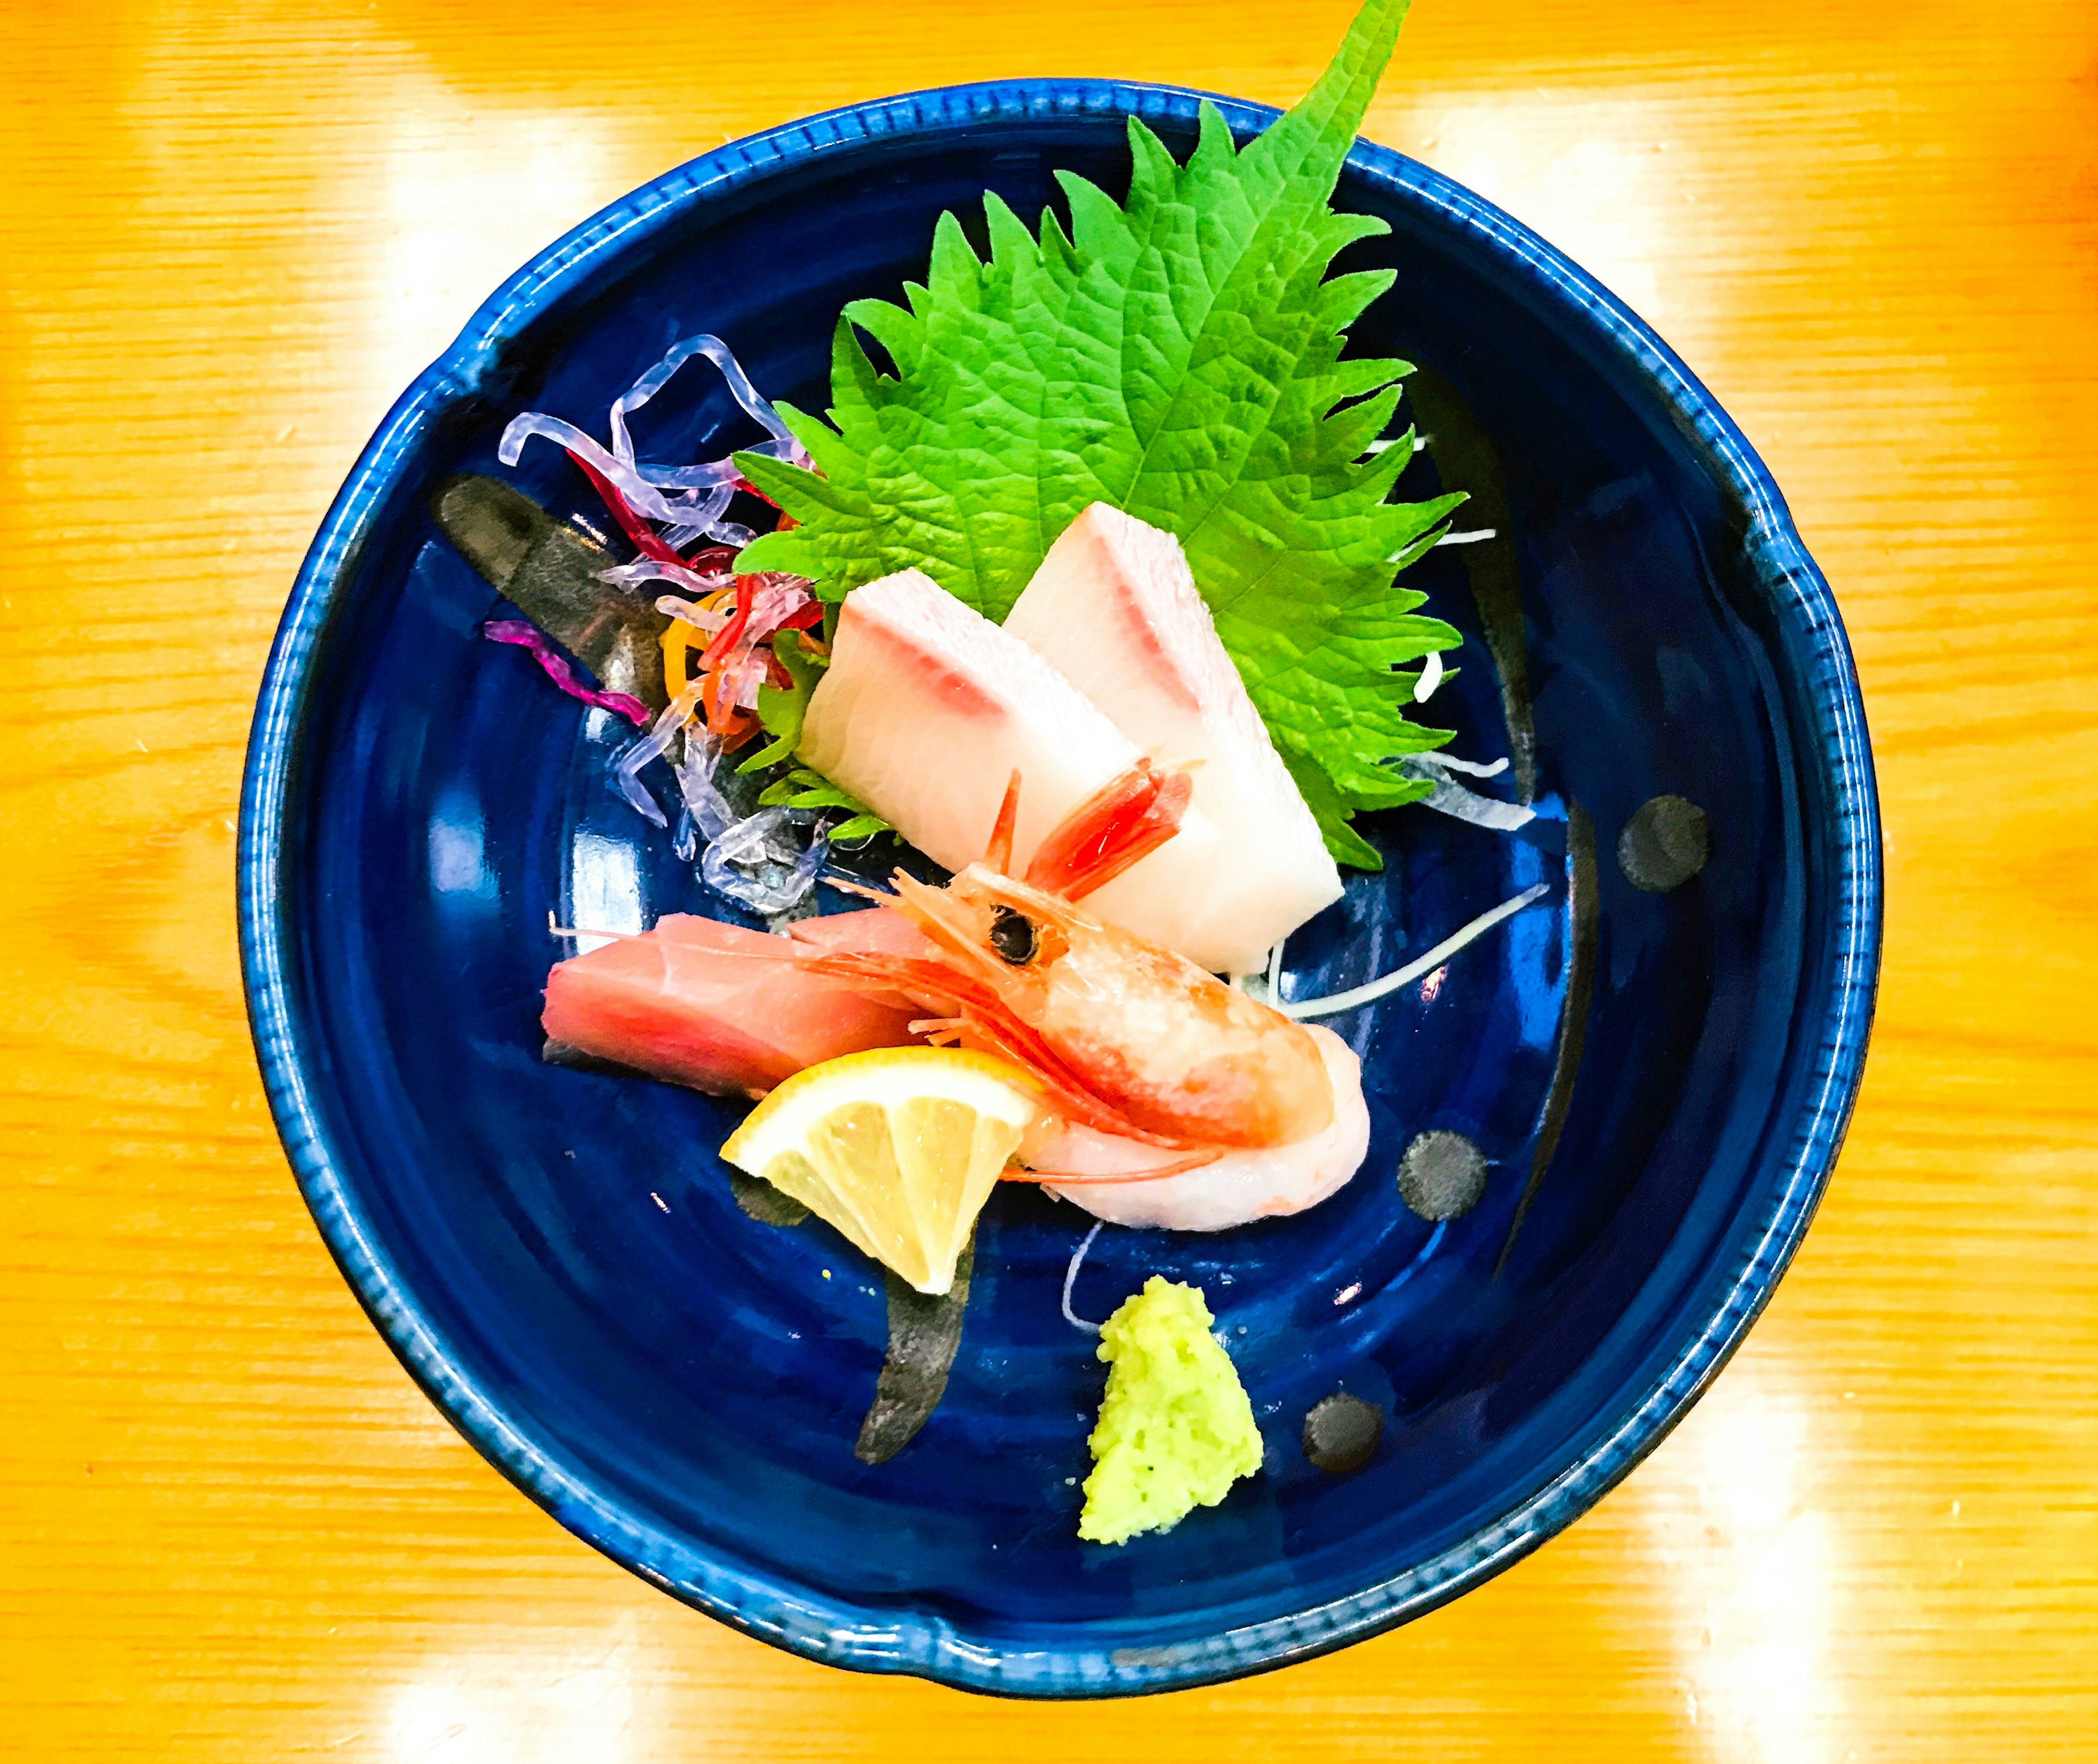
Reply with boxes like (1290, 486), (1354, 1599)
(800, 569), (1260, 972)
(787, 906), (937, 1011)
(541, 914), (920, 1099)
(785, 905), (935, 962)
(1004, 504), (1343, 965)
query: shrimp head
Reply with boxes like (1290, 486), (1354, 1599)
(887, 866), (1333, 1149)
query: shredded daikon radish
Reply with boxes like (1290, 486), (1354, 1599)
(505, 332), (790, 546)
(702, 805), (829, 914)
(724, 646), (771, 711)
(546, 911), (643, 943)
(673, 735), (736, 842)
(500, 412), (716, 530)
(596, 555), (730, 597)
(1402, 753), (1535, 831)
(739, 577), (815, 645)
(1281, 884), (1550, 1020)
(609, 333), (806, 476)
(1060, 1221), (1107, 1335)
(613, 681), (705, 827)
(655, 594), (730, 632)
(1413, 752), (1509, 779)
(647, 482), (734, 539)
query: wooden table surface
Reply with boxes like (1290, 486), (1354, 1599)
(5, 0), (2094, 1756)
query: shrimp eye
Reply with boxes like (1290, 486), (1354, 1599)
(987, 904), (1039, 966)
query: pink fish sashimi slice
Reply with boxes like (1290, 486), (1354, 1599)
(541, 914), (920, 1099)
(1004, 504), (1343, 970)
(799, 568), (1251, 972)
(784, 905), (934, 960)
(787, 906), (936, 1011)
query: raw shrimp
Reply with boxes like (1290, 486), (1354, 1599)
(1024, 1026), (1371, 1231)
(881, 865), (1332, 1148)
(798, 764), (1369, 1228)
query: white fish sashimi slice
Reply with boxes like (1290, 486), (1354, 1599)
(799, 570), (1240, 966)
(802, 570), (1130, 874)
(1003, 504), (1343, 973)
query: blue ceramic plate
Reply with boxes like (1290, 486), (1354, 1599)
(240, 82), (1879, 1696)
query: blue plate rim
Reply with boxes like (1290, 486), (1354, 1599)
(238, 77), (1883, 1697)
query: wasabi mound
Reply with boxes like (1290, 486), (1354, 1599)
(1079, 1277), (1263, 1544)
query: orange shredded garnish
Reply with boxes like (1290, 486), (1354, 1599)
(661, 618), (702, 702)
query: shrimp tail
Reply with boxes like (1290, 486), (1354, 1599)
(1024, 759), (1192, 900)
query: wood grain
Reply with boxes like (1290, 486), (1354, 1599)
(2, 0), (2093, 1756)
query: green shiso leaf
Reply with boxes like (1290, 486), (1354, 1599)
(734, 0), (1462, 866)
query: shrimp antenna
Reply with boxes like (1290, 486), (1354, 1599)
(982, 769), (1022, 873)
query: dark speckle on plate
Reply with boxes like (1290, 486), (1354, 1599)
(1397, 1130), (1489, 1222)
(1617, 794), (1711, 892)
(1303, 1393), (1384, 1475)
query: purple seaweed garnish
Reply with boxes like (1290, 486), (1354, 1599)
(482, 620), (652, 729)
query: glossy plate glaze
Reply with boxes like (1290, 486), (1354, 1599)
(238, 81), (1880, 1696)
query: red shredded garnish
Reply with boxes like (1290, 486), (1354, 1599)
(568, 453), (689, 570)
(699, 575), (753, 670)
(551, 450), (812, 756)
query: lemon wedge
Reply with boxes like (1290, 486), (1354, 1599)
(721, 1048), (1042, 1295)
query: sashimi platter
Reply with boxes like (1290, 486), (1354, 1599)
(443, 0), (1575, 1548)
(242, 0), (1883, 1671)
